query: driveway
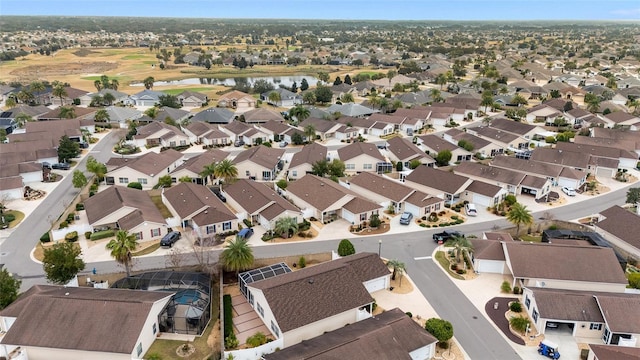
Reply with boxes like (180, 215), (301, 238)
(485, 297), (525, 345)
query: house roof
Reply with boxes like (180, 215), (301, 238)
(349, 172), (413, 202)
(337, 142), (385, 162)
(223, 179), (300, 217)
(470, 239), (506, 261)
(530, 148), (590, 169)
(172, 149), (229, 175)
(263, 307), (437, 360)
(454, 161), (526, 186)
(491, 155), (586, 180)
(403, 190), (441, 208)
(419, 134), (459, 152)
(343, 197), (382, 215)
(487, 117), (537, 136)
(471, 126), (519, 144)
(528, 288), (604, 323)
(298, 117), (341, 133)
(595, 294), (640, 334)
(597, 206), (640, 252)
(286, 174), (359, 212)
(603, 111), (638, 124)
(388, 136), (433, 162)
(113, 149), (183, 176)
(84, 186), (165, 227)
(185, 121), (218, 137)
(289, 142), (328, 169)
(163, 182), (235, 225)
(218, 90), (253, 101)
(484, 232), (514, 242)
(589, 344), (640, 360)
(465, 180), (503, 197)
(191, 107), (235, 124)
(0, 285), (171, 354)
(223, 120), (252, 135)
(393, 107), (431, 120)
(327, 103), (376, 117)
(503, 242), (628, 284)
(232, 146), (284, 169)
(248, 253), (388, 332)
(0, 176), (23, 191)
(405, 166), (471, 195)
(134, 121), (185, 140)
(556, 142), (636, 160)
(242, 108), (285, 123)
(259, 120), (293, 134)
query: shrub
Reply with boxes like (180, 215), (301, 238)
(1, 213), (16, 223)
(40, 232), (51, 243)
(547, 224), (558, 230)
(369, 214), (381, 228)
(406, 312), (413, 318)
(243, 219), (253, 228)
(501, 281), (512, 293)
(276, 179), (288, 189)
(75, 203), (84, 211)
(510, 301), (522, 313)
(224, 334), (239, 349)
(451, 264), (458, 271)
(504, 195), (517, 206)
(438, 341), (449, 349)
(456, 269), (466, 274)
(337, 239), (356, 257)
(65, 231), (78, 242)
(90, 229), (115, 240)
(451, 215), (459, 220)
(421, 216), (427, 221)
(298, 256), (306, 268)
(127, 182), (143, 190)
(628, 273), (640, 289)
(85, 231), (92, 240)
(66, 213), (75, 223)
(223, 294), (234, 339)
(513, 286), (521, 295)
(509, 316), (529, 333)
(444, 203), (451, 208)
(59, 221), (68, 229)
(146, 354), (162, 360)
(246, 332), (268, 348)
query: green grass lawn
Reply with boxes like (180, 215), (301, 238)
(121, 54), (152, 60)
(4, 210), (25, 228)
(132, 243), (160, 257)
(162, 87), (214, 95)
(81, 75), (126, 81)
(435, 251), (464, 280)
(519, 234), (542, 242)
(150, 195), (173, 219)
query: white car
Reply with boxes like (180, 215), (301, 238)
(562, 187), (576, 196)
(465, 203), (477, 216)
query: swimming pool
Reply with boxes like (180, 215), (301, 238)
(173, 289), (199, 305)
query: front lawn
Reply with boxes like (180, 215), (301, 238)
(150, 194), (173, 219)
(435, 251), (464, 280)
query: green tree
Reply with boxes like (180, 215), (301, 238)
(72, 170), (87, 190)
(585, 93), (601, 113)
(328, 159), (346, 177)
(143, 76), (155, 90)
(450, 236), (473, 264)
(57, 135), (80, 162)
(102, 92), (115, 106)
(94, 79), (102, 91)
(626, 188), (640, 204)
(94, 109), (110, 122)
(333, 76), (343, 86)
(510, 316), (530, 334)
(424, 318), (454, 346)
(314, 85), (333, 103)
(199, 162), (217, 185)
(337, 239), (356, 257)
(435, 73), (447, 90)
(0, 268), (21, 310)
(110, 79), (120, 90)
(387, 259), (405, 281)
(549, 89), (561, 99)
(303, 91), (316, 105)
(86, 156), (107, 183)
(480, 91), (494, 113)
(511, 94), (528, 106)
(311, 159), (329, 177)
(409, 159), (422, 169)
(291, 132), (304, 145)
(30, 81), (46, 104)
(5, 97), (16, 108)
(274, 217), (299, 239)
(344, 74), (352, 85)
(159, 94), (181, 108)
(43, 242), (85, 285)
(341, 93), (354, 103)
(289, 105), (310, 124)
(430, 88), (443, 103)
(506, 203), (533, 238)
(15, 113), (32, 128)
(0, 129), (6, 143)
(369, 95), (381, 110)
(457, 139), (474, 152)
(179, 176), (193, 183)
(144, 107), (159, 119)
(127, 182), (143, 189)
(157, 175), (172, 188)
(106, 230), (138, 277)
(253, 79), (274, 94)
(17, 90), (34, 105)
(300, 78), (309, 91)
(100, 74), (110, 90)
(52, 84), (68, 105)
(58, 106), (76, 119)
(435, 150), (452, 167)
(267, 91), (281, 105)
(214, 159), (238, 185)
(276, 179), (288, 189)
(304, 124), (316, 142)
(317, 71), (330, 83)
(220, 237), (254, 276)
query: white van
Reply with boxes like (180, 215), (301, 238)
(465, 203), (477, 216)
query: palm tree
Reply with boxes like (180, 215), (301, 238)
(106, 230), (138, 277)
(289, 105), (310, 124)
(102, 92), (115, 106)
(387, 259), (405, 280)
(52, 84), (67, 106)
(199, 162), (217, 185)
(506, 203), (533, 238)
(143, 76), (155, 90)
(435, 73), (447, 90)
(626, 99), (639, 114)
(430, 88), (443, 103)
(450, 236), (473, 264)
(144, 107), (159, 119)
(219, 237), (254, 276)
(15, 113), (33, 128)
(110, 79), (120, 90)
(94, 109), (110, 122)
(4, 97), (16, 108)
(274, 217), (299, 239)
(391, 99), (403, 111)
(58, 106), (76, 119)
(268, 91), (281, 106)
(584, 93), (601, 114)
(90, 95), (104, 107)
(369, 95), (381, 110)
(341, 93), (354, 103)
(16, 90), (34, 105)
(94, 80), (102, 92)
(100, 75), (110, 90)
(214, 159), (238, 185)
(386, 69), (396, 88)
(480, 91), (494, 113)
(379, 98), (390, 113)
(304, 124), (316, 142)
(29, 81), (45, 104)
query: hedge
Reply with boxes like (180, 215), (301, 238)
(90, 229), (115, 240)
(1, 213), (16, 223)
(223, 294), (234, 339)
(40, 232), (51, 243)
(65, 231), (79, 242)
(75, 203), (85, 211)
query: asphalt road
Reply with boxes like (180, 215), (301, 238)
(2, 129), (637, 360)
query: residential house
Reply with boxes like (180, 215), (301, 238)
(530, 147), (590, 173)
(454, 161), (551, 200)
(526, 104), (563, 125)
(556, 142), (637, 171)
(85, 186), (167, 240)
(588, 344), (640, 359)
(105, 150), (184, 189)
(0, 105), (50, 127)
(418, 134), (472, 164)
(177, 90), (208, 108)
(221, 120), (252, 141)
(337, 142), (386, 174)
(87, 106), (142, 128)
(469, 233), (514, 274)
(81, 88), (130, 106)
(298, 118), (342, 141)
(490, 155), (587, 189)
(49, 86), (89, 106)
(0, 285), (172, 360)
(137, 107), (190, 125)
(233, 146), (285, 181)
(132, 122), (189, 149)
(223, 179), (302, 230)
(461, 180), (507, 208)
(261, 89), (302, 107)
(257, 120), (295, 142)
(38, 106), (97, 121)
(443, 128), (503, 158)
(0, 162), (43, 185)
(218, 90), (257, 113)
(262, 307), (437, 360)
(367, 121), (395, 137)
(9, 118), (94, 147)
(190, 107), (235, 125)
(242, 108), (285, 124)
(182, 122), (231, 146)
(125, 89), (165, 107)
(403, 166), (473, 204)
(327, 103), (377, 118)
(162, 182), (238, 239)
(386, 136), (435, 169)
(288, 143), (328, 180)
(285, 174), (382, 224)
(504, 242), (629, 293)
(596, 206), (640, 260)
(368, 113), (423, 135)
(0, 177), (23, 201)
(170, 149), (230, 185)
(241, 253), (390, 349)
(600, 112), (640, 129)
(239, 127), (269, 146)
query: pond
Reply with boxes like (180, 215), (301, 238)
(130, 75), (319, 88)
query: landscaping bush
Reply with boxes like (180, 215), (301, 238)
(510, 301), (522, 313)
(547, 224), (558, 230)
(66, 213), (75, 223)
(40, 232), (51, 243)
(75, 203), (84, 211)
(451, 264), (458, 271)
(337, 239), (356, 257)
(513, 286), (521, 295)
(444, 204), (451, 208)
(59, 221), (68, 229)
(298, 220), (311, 231)
(223, 294), (234, 339)
(501, 281), (512, 293)
(243, 219), (253, 228)
(298, 256), (306, 268)
(1, 213), (16, 223)
(65, 231), (79, 242)
(406, 312), (413, 318)
(456, 269), (466, 274)
(90, 229), (115, 240)
(369, 214), (381, 228)
(85, 231), (92, 240)
(421, 216), (427, 221)
(246, 332), (268, 348)
(509, 316), (529, 333)
(127, 182), (143, 190)
(224, 333), (239, 349)
(451, 215), (459, 220)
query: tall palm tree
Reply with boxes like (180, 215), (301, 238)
(106, 230), (138, 277)
(214, 159), (238, 185)
(274, 217), (298, 239)
(386, 69), (396, 88)
(100, 75), (110, 90)
(304, 124), (316, 142)
(29, 81), (45, 104)
(480, 91), (494, 113)
(94, 80), (103, 92)
(199, 162), (217, 185)
(435, 73), (447, 90)
(626, 99), (639, 114)
(387, 259), (406, 281)
(268, 91), (281, 106)
(4, 97), (16, 108)
(52, 84), (67, 106)
(391, 99), (403, 111)
(506, 203), (533, 238)
(219, 237), (254, 276)
(110, 79), (120, 90)
(94, 109), (110, 122)
(17, 90), (34, 105)
(450, 236), (473, 264)
(430, 88), (443, 103)
(143, 76), (155, 90)
(369, 95), (381, 110)
(102, 92), (116, 106)
(144, 107), (159, 119)
(289, 105), (310, 124)
(59, 106), (76, 119)
(379, 98), (390, 113)
(15, 113), (33, 128)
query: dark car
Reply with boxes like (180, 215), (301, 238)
(42, 162), (52, 169)
(51, 163), (71, 170)
(234, 139), (245, 147)
(160, 231), (181, 247)
(215, 192), (226, 202)
(399, 212), (413, 225)
(433, 230), (464, 243)
(237, 228), (254, 240)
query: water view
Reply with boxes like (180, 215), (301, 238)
(131, 75), (319, 88)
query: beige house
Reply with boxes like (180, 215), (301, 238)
(287, 143), (327, 180)
(596, 206), (640, 260)
(105, 150), (184, 190)
(0, 285), (172, 360)
(169, 149), (230, 185)
(218, 90), (256, 113)
(132, 122), (190, 149)
(84, 186), (168, 241)
(418, 134), (471, 164)
(443, 128), (505, 158)
(404, 166), (473, 204)
(182, 122), (231, 146)
(233, 146), (285, 181)
(454, 162), (552, 200)
(337, 142), (386, 175)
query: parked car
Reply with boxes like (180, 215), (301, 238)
(42, 162), (52, 169)
(214, 191), (226, 202)
(399, 212), (413, 225)
(433, 230), (464, 243)
(279, 141), (289, 148)
(545, 322), (559, 329)
(465, 203), (477, 216)
(234, 139), (245, 147)
(160, 231), (181, 247)
(561, 187), (576, 196)
(237, 227), (254, 240)
(51, 163), (70, 170)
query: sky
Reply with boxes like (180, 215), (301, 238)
(1, 0), (640, 21)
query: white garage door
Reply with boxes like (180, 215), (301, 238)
(364, 277), (387, 293)
(472, 194), (491, 207)
(477, 260), (505, 274)
(596, 167), (614, 179)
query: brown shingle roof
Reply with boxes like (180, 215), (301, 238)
(263, 308), (436, 360)
(223, 179), (299, 216)
(0, 285), (171, 354)
(530, 148), (590, 169)
(405, 166), (471, 195)
(337, 142), (385, 162)
(185, 121), (216, 137)
(232, 145), (284, 169)
(243, 108), (285, 123)
(454, 162), (526, 186)
(349, 172), (413, 202)
(122, 149), (184, 176)
(286, 174), (357, 212)
(289, 143), (327, 168)
(471, 126), (519, 144)
(504, 242), (628, 284)
(595, 295), (640, 333)
(556, 142), (636, 160)
(465, 180), (503, 197)
(589, 344), (640, 360)
(249, 253), (388, 332)
(163, 182), (235, 224)
(529, 288), (604, 322)
(470, 239), (506, 261)
(388, 136), (433, 162)
(404, 190), (441, 208)
(172, 149), (229, 175)
(488, 117), (536, 136)
(84, 186), (165, 226)
(343, 197), (382, 214)
(0, 176), (23, 191)
(597, 206), (640, 251)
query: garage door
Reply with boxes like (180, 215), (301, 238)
(364, 277), (387, 293)
(596, 167), (614, 179)
(477, 260), (505, 274)
(472, 194), (490, 207)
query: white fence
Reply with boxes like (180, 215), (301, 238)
(51, 224), (93, 241)
(223, 338), (283, 360)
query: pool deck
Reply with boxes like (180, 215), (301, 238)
(231, 294), (270, 344)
